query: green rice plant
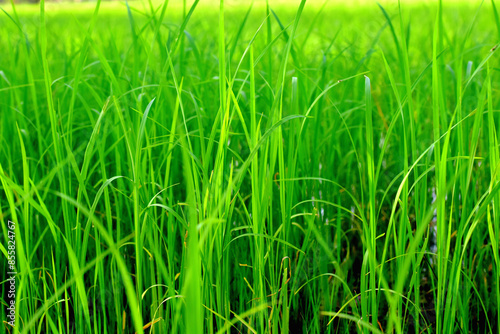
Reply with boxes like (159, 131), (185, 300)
(0, 0), (499, 333)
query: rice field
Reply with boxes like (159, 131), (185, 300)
(1, 0), (500, 333)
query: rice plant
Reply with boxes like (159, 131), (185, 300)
(0, 0), (499, 333)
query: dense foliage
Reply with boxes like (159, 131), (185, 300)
(1, 0), (500, 333)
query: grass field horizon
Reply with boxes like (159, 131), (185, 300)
(1, 0), (500, 333)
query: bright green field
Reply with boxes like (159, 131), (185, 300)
(1, 0), (499, 333)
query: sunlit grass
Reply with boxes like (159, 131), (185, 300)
(0, 0), (499, 333)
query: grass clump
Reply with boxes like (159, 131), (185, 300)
(0, 0), (499, 333)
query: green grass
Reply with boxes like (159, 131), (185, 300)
(0, 0), (499, 333)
